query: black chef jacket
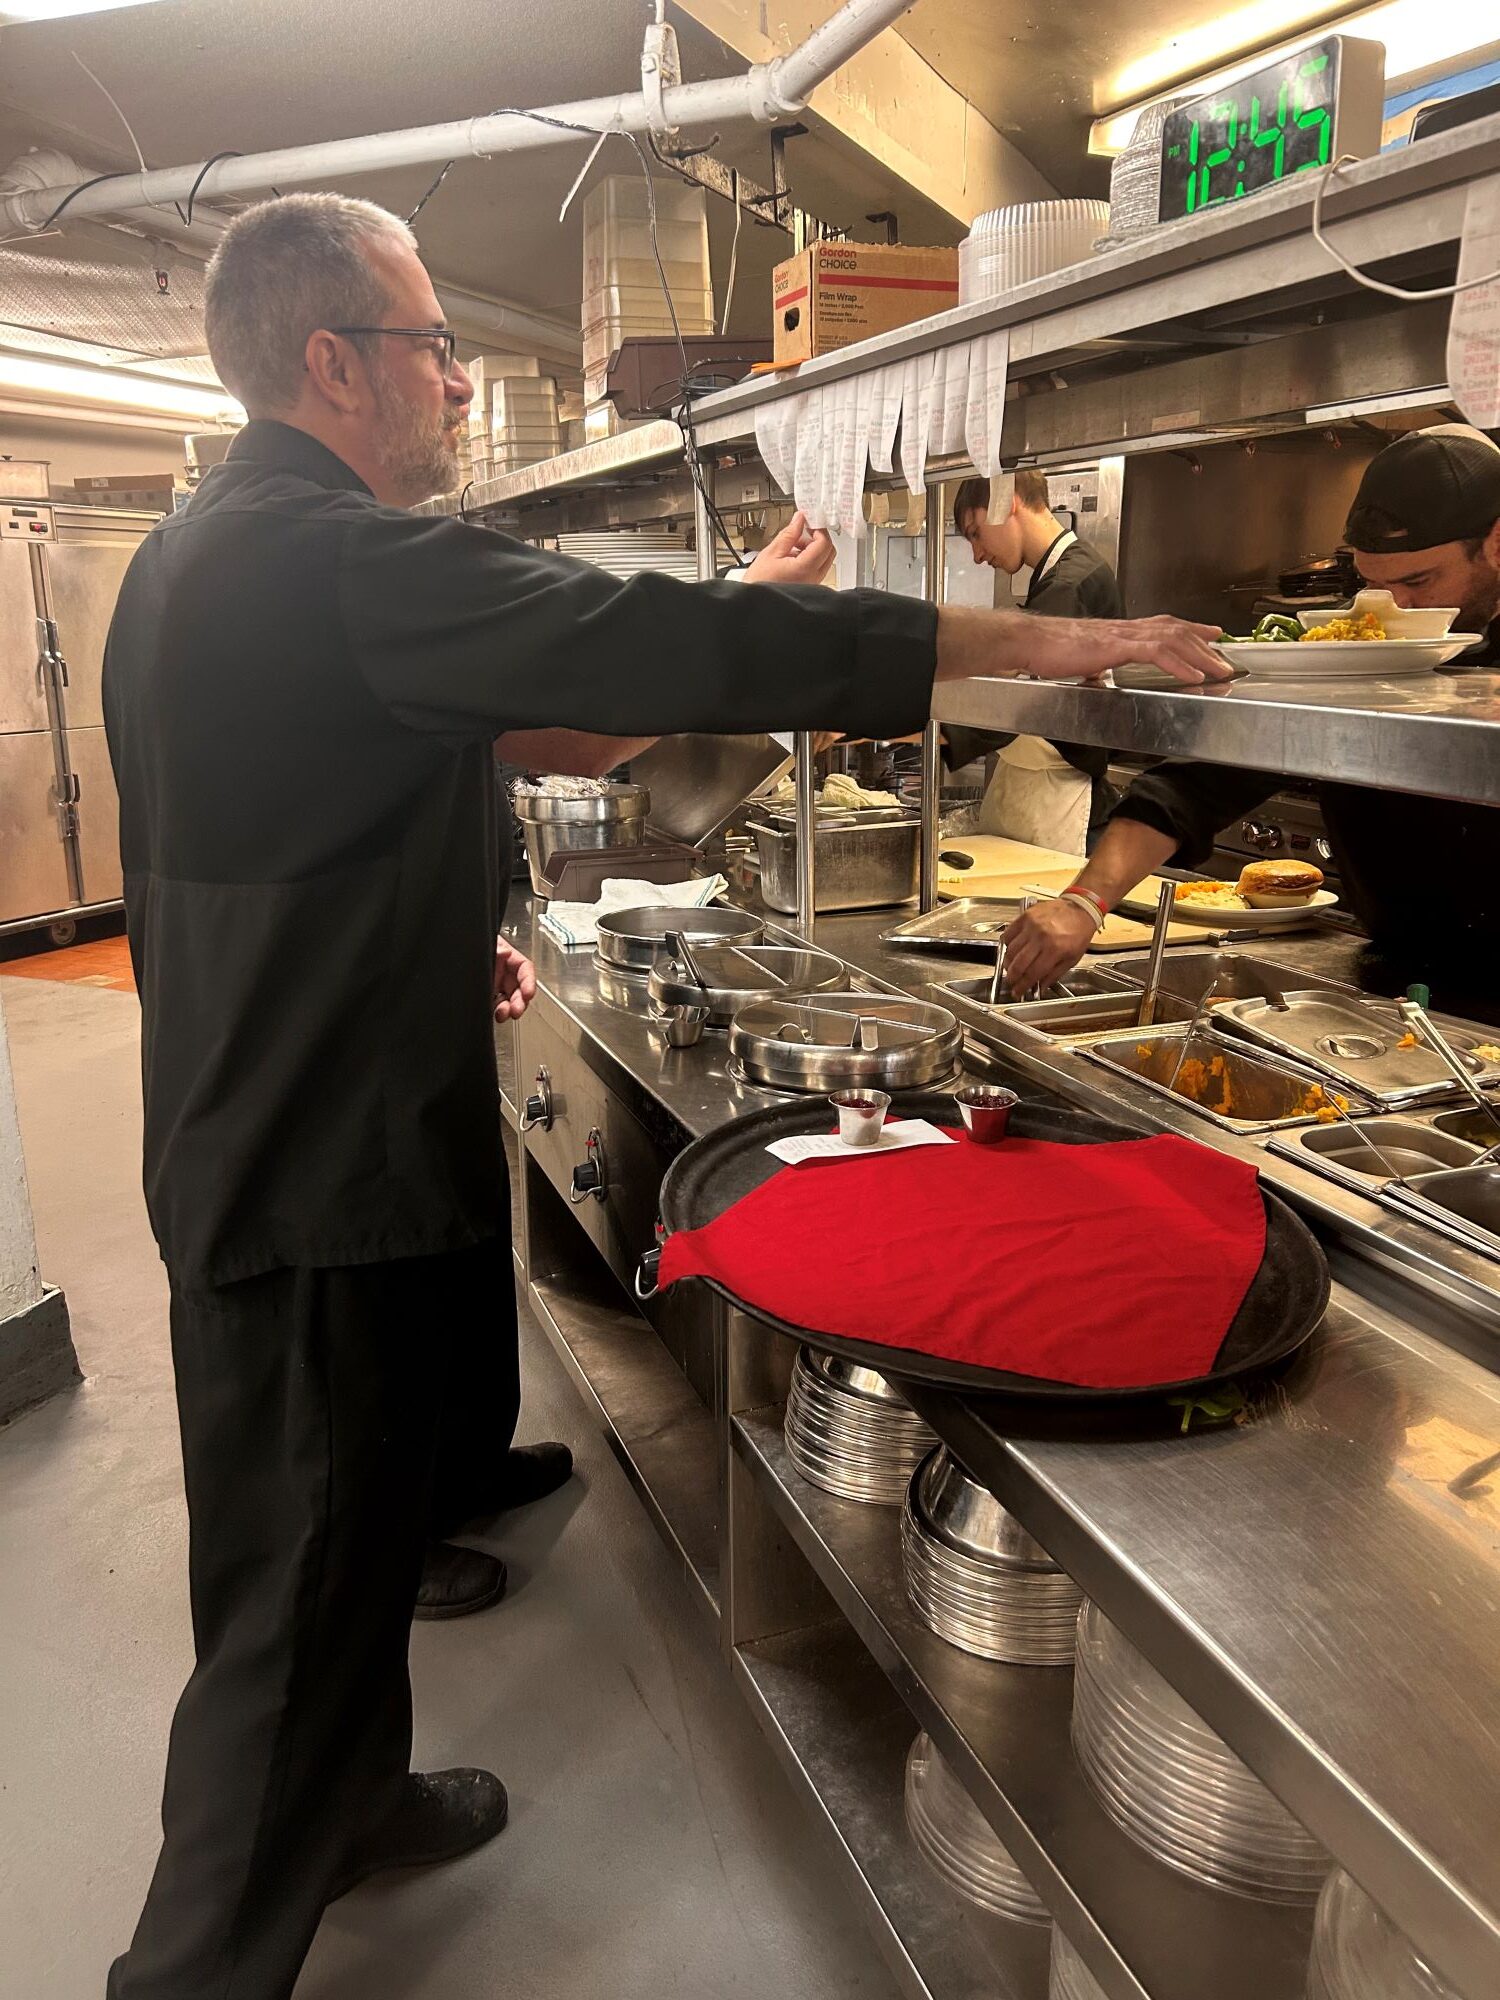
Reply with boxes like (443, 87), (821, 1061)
(1110, 616), (1500, 1019)
(104, 420), (938, 1282)
(944, 534), (1124, 813)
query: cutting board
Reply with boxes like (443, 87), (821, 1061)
(936, 835), (1084, 903)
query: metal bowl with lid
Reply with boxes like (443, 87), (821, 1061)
(728, 993), (962, 1092)
(902, 1448), (1083, 1665)
(594, 904), (763, 975)
(905, 1731), (1050, 1925)
(1072, 1600), (1329, 1903)
(647, 942), (845, 1028)
(783, 1347), (934, 1504)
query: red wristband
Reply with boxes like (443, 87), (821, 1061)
(1065, 885), (1109, 921)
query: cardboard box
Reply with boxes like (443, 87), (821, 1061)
(772, 241), (960, 365)
(73, 471), (180, 491)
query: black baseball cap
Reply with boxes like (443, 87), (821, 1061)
(1345, 426), (1500, 552)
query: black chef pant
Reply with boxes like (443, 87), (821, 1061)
(107, 1234), (519, 2000)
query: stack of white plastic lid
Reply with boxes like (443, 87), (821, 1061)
(1071, 1601), (1329, 1902)
(581, 176), (712, 408)
(904, 1732), (1049, 1924)
(1050, 1926), (1109, 2000)
(1307, 1870), (1463, 2000)
(901, 1448), (1082, 1664)
(784, 1347), (934, 1504)
(958, 200), (1110, 304)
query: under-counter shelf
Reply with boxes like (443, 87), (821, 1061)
(734, 1619), (1049, 2000)
(734, 1410), (1312, 2000)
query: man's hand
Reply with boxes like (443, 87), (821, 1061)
(936, 607), (1231, 688)
(1000, 900), (1099, 994)
(743, 511), (836, 587)
(494, 940), (536, 1022)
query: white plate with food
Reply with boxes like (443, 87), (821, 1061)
(1118, 863), (1338, 930)
(1214, 634), (1482, 678)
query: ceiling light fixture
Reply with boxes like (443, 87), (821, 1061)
(0, 350), (243, 422)
(1091, 0), (1500, 153)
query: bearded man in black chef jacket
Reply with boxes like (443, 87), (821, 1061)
(100, 191), (1227, 2000)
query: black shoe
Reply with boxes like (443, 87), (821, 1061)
(414, 1541), (507, 1621)
(489, 1441), (575, 1512)
(330, 1769), (508, 1900)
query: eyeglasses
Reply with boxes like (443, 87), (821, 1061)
(327, 326), (458, 374)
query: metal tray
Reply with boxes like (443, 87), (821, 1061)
(880, 900), (1020, 952)
(1387, 1166), (1500, 1262)
(1213, 993), (1500, 1108)
(1268, 1118), (1484, 1195)
(593, 904), (763, 973)
(1082, 1028), (1373, 1135)
(1108, 950), (1359, 1009)
(938, 967), (1137, 1007)
(727, 993), (962, 1093)
(647, 943), (845, 1027)
(964, 990), (1197, 1043)
(656, 1093), (1328, 1400)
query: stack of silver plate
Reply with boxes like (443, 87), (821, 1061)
(1050, 1926), (1108, 2000)
(783, 1347), (934, 1504)
(1307, 1869), (1461, 2000)
(901, 1449), (1083, 1665)
(904, 1731), (1049, 1925)
(1071, 1601), (1329, 1902)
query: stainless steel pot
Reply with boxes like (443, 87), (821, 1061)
(647, 942), (846, 1027)
(728, 993), (962, 1093)
(594, 905), (763, 975)
(512, 783), (649, 897)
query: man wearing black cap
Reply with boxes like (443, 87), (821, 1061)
(1001, 427), (1500, 1017)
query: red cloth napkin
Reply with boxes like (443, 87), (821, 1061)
(659, 1132), (1267, 1389)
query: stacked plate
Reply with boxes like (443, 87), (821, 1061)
(904, 1732), (1049, 1925)
(901, 1449), (1083, 1665)
(1071, 1601), (1329, 1902)
(1307, 1870), (1462, 2000)
(1050, 1927), (1108, 2000)
(784, 1347), (934, 1504)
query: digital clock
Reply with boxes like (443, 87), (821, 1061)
(1158, 35), (1385, 225)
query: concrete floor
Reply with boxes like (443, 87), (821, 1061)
(0, 969), (902, 2000)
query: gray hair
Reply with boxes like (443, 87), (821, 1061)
(204, 193), (417, 412)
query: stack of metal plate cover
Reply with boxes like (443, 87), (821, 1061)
(1307, 1868), (1462, 2000)
(904, 1731), (1050, 1925)
(783, 1347), (934, 1505)
(727, 992), (962, 1092)
(901, 1448), (1083, 1665)
(1071, 1601), (1329, 1902)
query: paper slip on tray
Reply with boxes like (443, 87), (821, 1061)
(652, 1093), (1326, 1400)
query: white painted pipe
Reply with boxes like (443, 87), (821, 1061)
(0, 0), (918, 233)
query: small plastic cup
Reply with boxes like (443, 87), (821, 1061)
(830, 1089), (891, 1147)
(955, 1084), (1018, 1143)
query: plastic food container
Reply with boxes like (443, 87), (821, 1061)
(1306, 1869), (1463, 2000)
(905, 1731), (1050, 1924)
(1050, 1926), (1108, 2000)
(960, 200), (1110, 302)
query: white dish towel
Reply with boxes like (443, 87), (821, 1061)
(538, 874), (729, 950)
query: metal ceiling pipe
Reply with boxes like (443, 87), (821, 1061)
(0, 0), (918, 233)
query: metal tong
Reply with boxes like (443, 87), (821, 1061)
(1136, 880), (1176, 1027)
(1398, 998), (1500, 1163)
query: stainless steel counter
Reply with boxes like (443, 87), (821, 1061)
(932, 670), (1500, 808)
(502, 887), (1500, 1999)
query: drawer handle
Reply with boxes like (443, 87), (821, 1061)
(520, 1065), (554, 1132)
(635, 1247), (661, 1299)
(568, 1127), (608, 1205)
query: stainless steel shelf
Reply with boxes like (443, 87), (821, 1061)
(734, 1410), (1312, 2000)
(734, 1618), (1050, 2000)
(526, 1274), (720, 1626)
(932, 670), (1500, 810)
(902, 1308), (1500, 2000)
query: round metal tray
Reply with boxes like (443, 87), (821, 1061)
(648, 943), (846, 1028)
(727, 993), (963, 1092)
(657, 1093), (1329, 1400)
(593, 904), (763, 974)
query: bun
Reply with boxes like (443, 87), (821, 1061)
(1237, 859), (1324, 908)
